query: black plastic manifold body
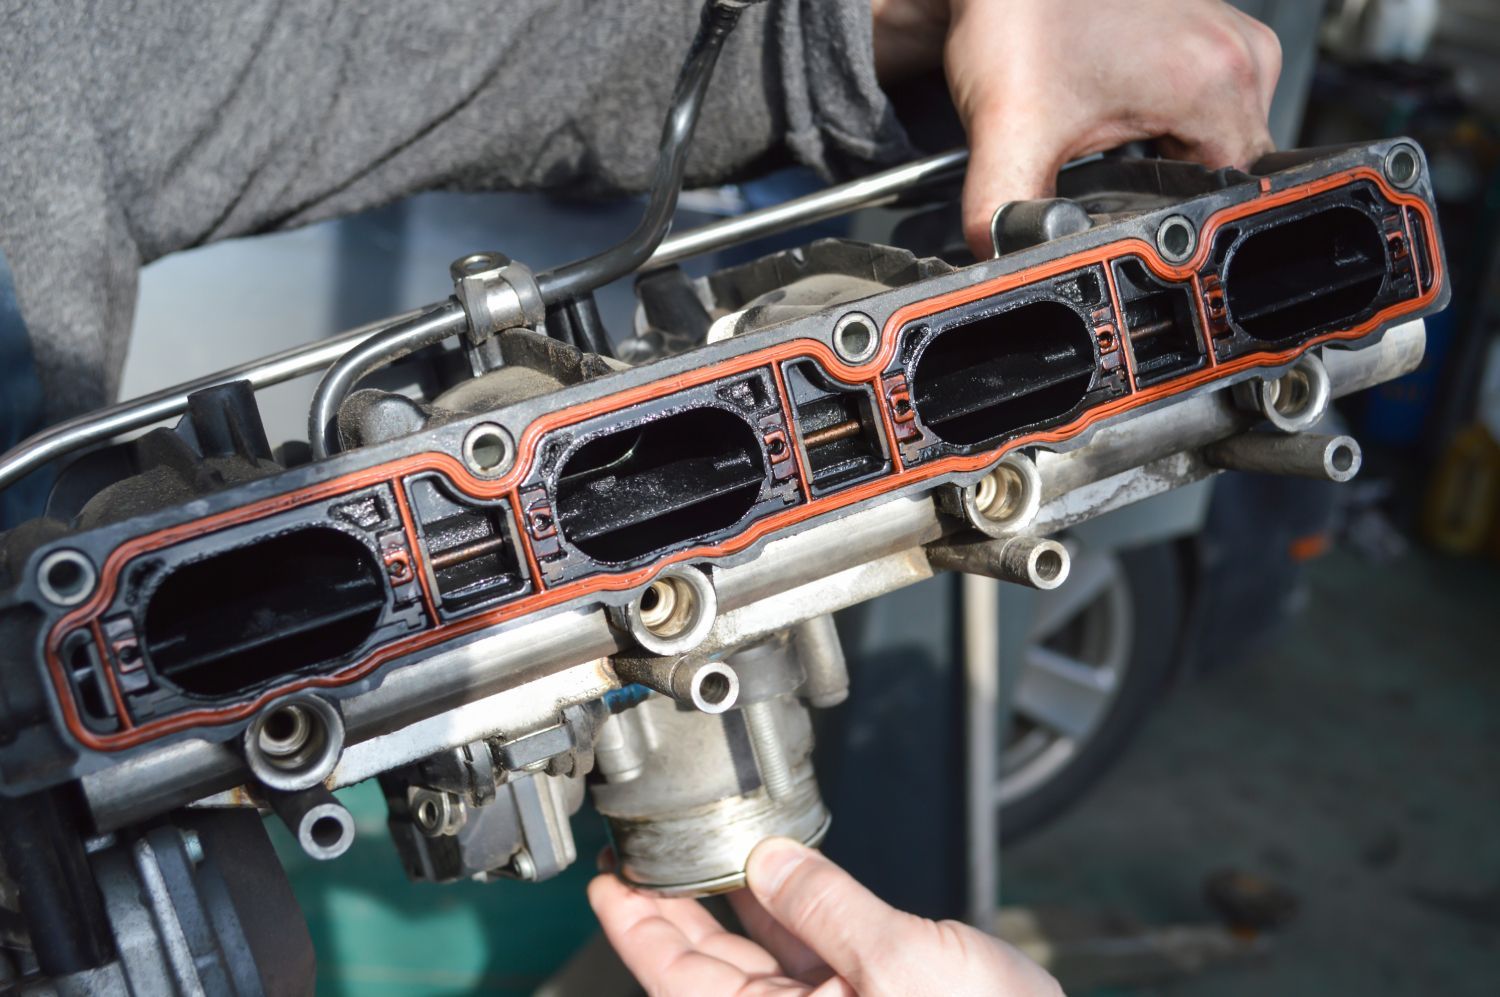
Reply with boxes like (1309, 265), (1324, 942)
(0, 139), (1447, 802)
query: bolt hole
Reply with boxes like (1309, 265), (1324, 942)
(833, 314), (878, 363)
(976, 465), (1026, 522)
(697, 671), (732, 706)
(47, 560), (85, 596)
(1388, 148), (1418, 187)
(466, 427), (511, 474)
(262, 707), (301, 745)
(1331, 444), (1354, 473)
(246, 697), (343, 790)
(257, 703), (317, 762)
(639, 578), (669, 617)
(1034, 548), (1064, 582)
(1158, 216), (1196, 262)
(639, 578), (694, 637)
(310, 815), (345, 849)
(38, 551), (95, 606)
(416, 799), (439, 828)
(1272, 368), (1312, 417)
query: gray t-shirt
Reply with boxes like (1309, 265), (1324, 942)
(0, 0), (911, 422)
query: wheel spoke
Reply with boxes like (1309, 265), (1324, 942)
(1011, 645), (1116, 740)
(1029, 549), (1116, 641)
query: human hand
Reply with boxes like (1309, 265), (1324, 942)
(588, 837), (1061, 996)
(870, 0), (1283, 257)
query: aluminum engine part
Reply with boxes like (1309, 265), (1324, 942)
(591, 637), (828, 895)
(83, 812), (312, 996)
(386, 770), (584, 884)
(0, 132), (1450, 993)
(0, 141), (1446, 801)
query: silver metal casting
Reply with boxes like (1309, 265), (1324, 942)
(1205, 432), (1363, 482)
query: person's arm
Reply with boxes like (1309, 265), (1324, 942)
(590, 837), (1063, 995)
(0, 0), (907, 422)
(872, 0), (1283, 256)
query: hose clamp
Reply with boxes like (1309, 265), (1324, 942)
(451, 251), (546, 345)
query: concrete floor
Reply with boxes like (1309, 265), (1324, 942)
(1004, 546), (1500, 996)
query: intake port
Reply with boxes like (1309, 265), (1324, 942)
(1224, 205), (1387, 343)
(784, 361), (889, 495)
(1114, 258), (1204, 386)
(407, 476), (528, 618)
(143, 527), (386, 697)
(556, 408), (766, 564)
(911, 300), (1096, 447)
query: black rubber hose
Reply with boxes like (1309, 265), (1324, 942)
(566, 294), (613, 357)
(543, 295), (612, 357)
(534, 0), (755, 306)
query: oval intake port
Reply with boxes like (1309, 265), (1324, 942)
(143, 527), (386, 696)
(556, 408), (766, 564)
(911, 300), (1096, 447)
(1224, 205), (1387, 343)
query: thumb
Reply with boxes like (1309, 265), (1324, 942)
(960, 119), (1066, 260)
(744, 837), (910, 985)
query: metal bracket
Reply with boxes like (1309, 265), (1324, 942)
(450, 251), (546, 346)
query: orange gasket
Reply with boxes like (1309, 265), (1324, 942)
(43, 166), (1443, 751)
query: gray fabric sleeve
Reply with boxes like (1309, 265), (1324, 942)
(0, 0), (912, 423)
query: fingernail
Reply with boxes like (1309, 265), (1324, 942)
(746, 837), (808, 896)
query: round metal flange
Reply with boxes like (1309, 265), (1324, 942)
(36, 549), (96, 607)
(244, 696), (345, 793)
(622, 812), (833, 898)
(294, 801), (356, 861)
(831, 312), (879, 365)
(612, 568), (718, 657)
(959, 452), (1043, 538)
(1320, 435), (1363, 483)
(1155, 214), (1197, 264)
(1383, 143), (1422, 190)
(450, 252), (507, 280)
(1001, 536), (1071, 590)
(685, 662), (739, 714)
(1235, 353), (1332, 433)
(410, 788), (466, 837)
(462, 422), (515, 478)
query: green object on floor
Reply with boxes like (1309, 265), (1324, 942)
(269, 781), (609, 995)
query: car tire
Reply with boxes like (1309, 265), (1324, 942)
(998, 540), (1184, 844)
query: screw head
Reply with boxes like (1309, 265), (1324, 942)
(512, 850), (537, 880)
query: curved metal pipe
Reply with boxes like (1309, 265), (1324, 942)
(533, 0), (749, 305)
(0, 148), (969, 490)
(306, 302), (466, 459)
(646, 148), (969, 270)
(307, 0), (750, 457)
(0, 308), (430, 493)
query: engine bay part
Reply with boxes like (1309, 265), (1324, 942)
(0, 144), (1442, 772)
(0, 11), (1448, 984)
